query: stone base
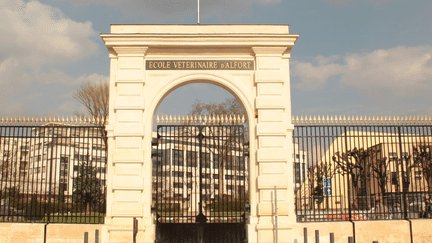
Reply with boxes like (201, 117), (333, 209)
(102, 224), (155, 243)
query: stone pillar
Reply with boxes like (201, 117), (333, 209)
(102, 47), (154, 243)
(251, 47), (296, 243)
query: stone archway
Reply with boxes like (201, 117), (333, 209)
(101, 25), (298, 243)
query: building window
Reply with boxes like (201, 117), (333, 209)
(235, 156), (245, 170)
(186, 151), (197, 167)
(202, 153), (211, 168)
(172, 171), (184, 177)
(172, 149), (184, 166)
(225, 156), (234, 170)
(212, 154), (219, 169)
(295, 163), (301, 184)
(225, 175), (235, 180)
(174, 183), (183, 188)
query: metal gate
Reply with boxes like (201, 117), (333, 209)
(153, 123), (248, 243)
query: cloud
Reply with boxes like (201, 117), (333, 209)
(0, 0), (98, 66)
(292, 45), (432, 97)
(325, 0), (351, 4)
(54, 0), (281, 21)
(0, 0), (100, 116)
(326, 0), (397, 5)
(36, 71), (107, 85)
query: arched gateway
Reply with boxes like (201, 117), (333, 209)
(101, 25), (298, 242)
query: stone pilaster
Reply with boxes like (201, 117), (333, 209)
(252, 47), (296, 243)
(102, 47), (153, 243)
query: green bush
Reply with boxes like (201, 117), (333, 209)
(156, 203), (180, 212)
(24, 195), (46, 221)
(48, 202), (69, 214)
(206, 196), (247, 212)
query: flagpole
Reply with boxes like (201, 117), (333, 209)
(197, 0), (200, 24)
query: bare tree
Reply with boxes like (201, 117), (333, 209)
(368, 150), (390, 195)
(189, 98), (245, 117)
(332, 147), (374, 203)
(412, 145), (432, 194)
(306, 163), (335, 209)
(187, 98), (247, 198)
(73, 80), (109, 121)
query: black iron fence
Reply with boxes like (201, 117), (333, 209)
(0, 117), (107, 223)
(293, 116), (432, 222)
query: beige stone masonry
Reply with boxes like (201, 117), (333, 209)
(101, 24), (299, 243)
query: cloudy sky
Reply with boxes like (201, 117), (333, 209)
(1, 0), (431, 119)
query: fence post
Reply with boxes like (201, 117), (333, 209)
(304, 227), (307, 243)
(84, 232), (88, 243)
(397, 126), (409, 220)
(330, 233), (334, 243)
(274, 186), (278, 243)
(133, 217), (138, 243)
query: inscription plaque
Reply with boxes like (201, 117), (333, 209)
(146, 60), (254, 70)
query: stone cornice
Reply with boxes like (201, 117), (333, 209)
(101, 34), (299, 50)
(252, 47), (290, 56)
(109, 46), (148, 57)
